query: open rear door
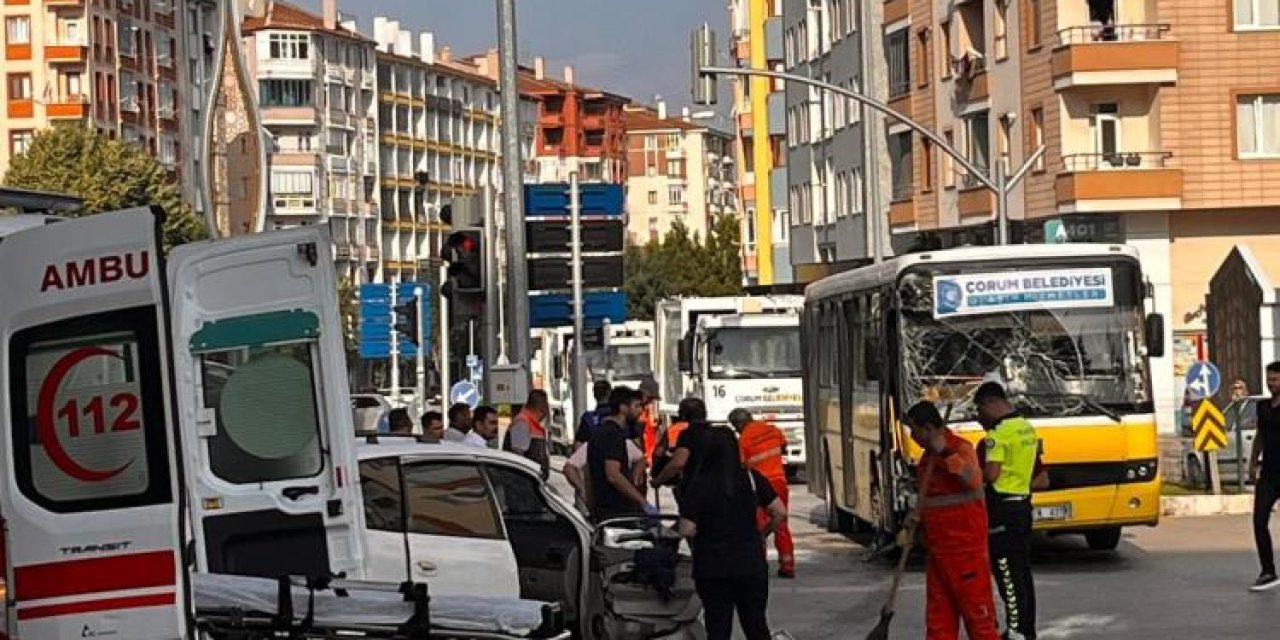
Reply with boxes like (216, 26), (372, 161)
(166, 227), (365, 582)
(0, 208), (189, 639)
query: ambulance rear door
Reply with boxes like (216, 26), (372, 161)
(166, 227), (366, 582)
(0, 208), (189, 639)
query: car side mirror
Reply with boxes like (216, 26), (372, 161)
(678, 334), (692, 372)
(1145, 313), (1166, 358)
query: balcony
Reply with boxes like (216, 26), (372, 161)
(1054, 152), (1182, 213)
(957, 184), (994, 218)
(952, 54), (989, 103)
(45, 0), (86, 6)
(884, 0), (909, 25)
(47, 95), (88, 119)
(890, 198), (917, 226)
(7, 99), (33, 119)
(45, 42), (87, 63)
(260, 105), (318, 125)
(328, 155), (353, 174)
(1052, 25), (1178, 90)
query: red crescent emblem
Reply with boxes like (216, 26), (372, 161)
(36, 347), (134, 482)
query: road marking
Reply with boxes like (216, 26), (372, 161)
(1038, 614), (1123, 639)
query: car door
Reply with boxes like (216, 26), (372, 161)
(402, 460), (520, 597)
(358, 456), (409, 581)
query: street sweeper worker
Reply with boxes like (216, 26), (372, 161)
(905, 401), (999, 640)
(729, 408), (795, 578)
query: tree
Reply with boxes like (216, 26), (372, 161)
(624, 217), (744, 320)
(3, 126), (207, 250)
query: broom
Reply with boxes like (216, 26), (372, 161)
(864, 458), (937, 640)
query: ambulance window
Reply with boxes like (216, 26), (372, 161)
(200, 343), (324, 484)
(403, 463), (503, 539)
(7, 306), (171, 513)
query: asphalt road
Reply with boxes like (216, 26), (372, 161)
(768, 490), (1275, 640)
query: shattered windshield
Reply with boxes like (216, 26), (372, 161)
(607, 344), (651, 379)
(897, 262), (1150, 422)
(707, 326), (802, 379)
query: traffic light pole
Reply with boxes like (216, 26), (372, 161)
(414, 286), (426, 411)
(568, 172), (588, 434)
(389, 285), (400, 402)
(497, 0), (530, 374)
(439, 263), (451, 408)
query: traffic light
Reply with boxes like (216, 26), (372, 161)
(393, 297), (420, 345)
(691, 24), (717, 107)
(443, 229), (484, 294)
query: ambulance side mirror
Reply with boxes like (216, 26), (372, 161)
(678, 334), (693, 373)
(1145, 313), (1165, 358)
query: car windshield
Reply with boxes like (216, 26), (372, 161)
(897, 262), (1151, 422)
(707, 325), (802, 379)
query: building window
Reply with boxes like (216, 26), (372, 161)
(1237, 93), (1280, 157)
(9, 130), (34, 156)
(666, 159), (683, 177)
(889, 131), (914, 201)
(1029, 107), (1045, 171)
(1026, 0), (1043, 49)
(259, 79), (313, 107)
(648, 217), (659, 243)
(268, 33), (310, 60)
(922, 138), (934, 191)
(917, 28), (931, 88)
(644, 135), (656, 151)
(271, 171), (315, 196)
(8, 73), (32, 100)
(940, 21), (953, 79)
(964, 111), (991, 184)
(943, 129), (956, 188)
(1236, 1), (1280, 29)
(668, 185), (685, 205)
(998, 113), (1014, 173)
(886, 28), (911, 99)
(5, 16), (30, 44)
(994, 0), (1009, 60)
(1091, 103), (1121, 158)
(647, 190), (658, 205)
(745, 208), (757, 249)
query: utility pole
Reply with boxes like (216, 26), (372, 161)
(568, 172), (588, 432)
(482, 184), (500, 400)
(389, 284), (400, 400)
(859, 0), (882, 262)
(497, 0), (530, 372)
(414, 286), (425, 412)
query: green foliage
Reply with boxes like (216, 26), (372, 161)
(624, 215), (744, 320)
(3, 125), (207, 250)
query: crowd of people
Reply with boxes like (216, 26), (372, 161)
(382, 400), (501, 449)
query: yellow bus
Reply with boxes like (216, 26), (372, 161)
(802, 243), (1163, 551)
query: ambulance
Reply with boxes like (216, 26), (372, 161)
(0, 208), (562, 639)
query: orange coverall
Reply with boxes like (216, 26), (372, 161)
(738, 420), (794, 574)
(918, 431), (999, 640)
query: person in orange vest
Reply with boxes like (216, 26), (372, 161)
(504, 389), (551, 479)
(638, 376), (662, 463)
(904, 400), (999, 640)
(728, 408), (795, 578)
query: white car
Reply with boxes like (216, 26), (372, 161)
(355, 439), (703, 640)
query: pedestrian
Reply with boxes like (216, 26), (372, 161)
(1247, 361), (1280, 591)
(638, 376), (662, 462)
(443, 403), (473, 443)
(565, 425), (646, 516)
(418, 410), (445, 443)
(505, 390), (552, 479)
(388, 408), (415, 435)
(974, 381), (1038, 640)
(677, 428), (786, 640)
(574, 380), (613, 451)
(586, 386), (657, 523)
(905, 401), (999, 640)
(729, 408), (795, 578)
(650, 398), (712, 505)
(468, 405), (499, 448)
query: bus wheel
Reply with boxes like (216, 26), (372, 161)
(1085, 527), (1122, 551)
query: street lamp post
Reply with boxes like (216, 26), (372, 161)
(696, 64), (1045, 249)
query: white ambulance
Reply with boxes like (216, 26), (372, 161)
(0, 208), (562, 639)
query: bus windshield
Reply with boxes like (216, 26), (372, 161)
(897, 262), (1150, 422)
(707, 326), (802, 379)
(607, 344), (651, 379)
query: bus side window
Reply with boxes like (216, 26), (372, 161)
(865, 292), (881, 383)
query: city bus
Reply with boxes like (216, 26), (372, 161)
(802, 244), (1164, 551)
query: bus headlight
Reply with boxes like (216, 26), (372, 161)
(1122, 460), (1157, 482)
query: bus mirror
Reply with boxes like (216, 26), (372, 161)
(553, 355), (564, 375)
(678, 334), (692, 372)
(1145, 313), (1165, 358)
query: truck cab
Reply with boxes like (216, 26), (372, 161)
(691, 312), (806, 477)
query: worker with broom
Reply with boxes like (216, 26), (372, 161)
(903, 401), (999, 640)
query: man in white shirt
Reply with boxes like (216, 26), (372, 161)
(443, 403), (473, 443)
(467, 405), (500, 449)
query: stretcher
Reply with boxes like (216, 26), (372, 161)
(193, 573), (569, 639)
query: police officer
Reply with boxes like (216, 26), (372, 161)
(974, 382), (1038, 640)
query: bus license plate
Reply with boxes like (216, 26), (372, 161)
(1033, 504), (1071, 522)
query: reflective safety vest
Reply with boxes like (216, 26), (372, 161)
(919, 431), (988, 554)
(518, 408), (547, 439)
(666, 421), (689, 448)
(739, 421), (787, 481)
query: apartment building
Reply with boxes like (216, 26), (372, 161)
(370, 19), (540, 285)
(623, 101), (738, 245)
(782, 0), (895, 274)
(729, 0), (792, 285)
(0, 0), (197, 204)
(242, 0), (381, 284)
(871, 0), (1280, 434)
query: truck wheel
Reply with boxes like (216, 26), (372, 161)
(1085, 527), (1122, 551)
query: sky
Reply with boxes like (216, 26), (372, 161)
(293, 0), (730, 114)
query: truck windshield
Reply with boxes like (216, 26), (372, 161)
(707, 326), (802, 379)
(607, 344), (651, 379)
(897, 262), (1151, 422)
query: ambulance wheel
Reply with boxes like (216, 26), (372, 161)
(1085, 527), (1122, 551)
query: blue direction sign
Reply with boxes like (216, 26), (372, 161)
(529, 291), (628, 328)
(1185, 360), (1221, 401)
(358, 282), (433, 360)
(450, 380), (480, 409)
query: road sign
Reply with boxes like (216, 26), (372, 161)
(1185, 361), (1221, 401)
(529, 291), (628, 328)
(1192, 399), (1228, 451)
(449, 380), (480, 409)
(358, 282), (433, 359)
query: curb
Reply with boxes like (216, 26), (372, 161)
(1160, 494), (1254, 517)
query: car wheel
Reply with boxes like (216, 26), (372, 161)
(1185, 454), (1205, 489)
(1085, 527), (1123, 551)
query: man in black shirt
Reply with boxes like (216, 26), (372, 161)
(1249, 361), (1280, 591)
(650, 398), (711, 504)
(588, 386), (656, 523)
